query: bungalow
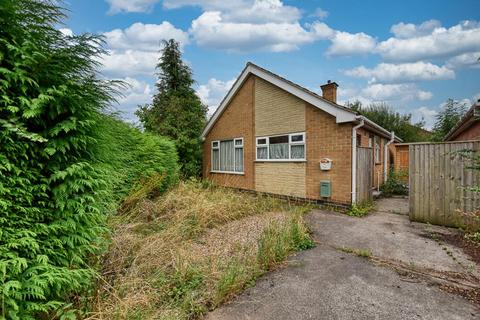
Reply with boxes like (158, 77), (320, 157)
(444, 100), (480, 141)
(201, 63), (402, 205)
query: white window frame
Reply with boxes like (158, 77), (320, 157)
(255, 132), (306, 162)
(211, 137), (244, 174)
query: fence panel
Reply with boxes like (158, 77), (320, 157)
(409, 141), (480, 227)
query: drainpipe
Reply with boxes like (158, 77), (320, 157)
(351, 117), (365, 205)
(384, 131), (395, 183)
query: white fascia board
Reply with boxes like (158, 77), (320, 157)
(201, 64), (356, 139)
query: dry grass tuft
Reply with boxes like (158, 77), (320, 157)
(86, 180), (313, 320)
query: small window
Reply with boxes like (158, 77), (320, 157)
(235, 138), (243, 147)
(368, 135), (373, 148)
(211, 138), (243, 173)
(257, 138), (267, 145)
(256, 132), (305, 161)
(290, 134), (304, 143)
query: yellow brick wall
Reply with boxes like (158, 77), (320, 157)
(255, 78), (306, 136)
(255, 162), (306, 198)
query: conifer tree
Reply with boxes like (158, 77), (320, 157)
(136, 39), (207, 177)
(431, 98), (467, 141)
(0, 0), (117, 318)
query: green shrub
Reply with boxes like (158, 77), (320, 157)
(380, 170), (409, 196)
(0, 1), (178, 319)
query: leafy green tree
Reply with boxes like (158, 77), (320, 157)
(346, 101), (428, 142)
(431, 98), (467, 141)
(0, 0), (120, 318)
(136, 39), (207, 178)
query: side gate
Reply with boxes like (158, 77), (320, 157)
(357, 147), (373, 203)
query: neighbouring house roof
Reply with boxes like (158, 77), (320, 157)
(201, 62), (402, 142)
(444, 102), (480, 141)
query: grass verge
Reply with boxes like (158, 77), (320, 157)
(86, 179), (314, 319)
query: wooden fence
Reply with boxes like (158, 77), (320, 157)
(409, 141), (480, 227)
(357, 147), (373, 203)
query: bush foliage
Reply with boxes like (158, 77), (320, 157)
(0, 1), (178, 319)
(380, 170), (409, 197)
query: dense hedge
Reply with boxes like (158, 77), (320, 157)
(93, 114), (179, 204)
(0, 1), (178, 319)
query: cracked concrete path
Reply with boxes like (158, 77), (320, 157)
(207, 199), (479, 320)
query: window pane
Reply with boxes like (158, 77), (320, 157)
(220, 140), (234, 171)
(291, 145), (305, 159)
(257, 138), (267, 145)
(291, 134), (303, 142)
(257, 147), (268, 159)
(212, 149), (220, 170)
(235, 147), (243, 172)
(269, 135), (288, 144)
(235, 139), (243, 146)
(212, 141), (219, 148)
(269, 143), (288, 159)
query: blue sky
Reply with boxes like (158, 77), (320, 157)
(62, 0), (480, 128)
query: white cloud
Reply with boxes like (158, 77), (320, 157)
(326, 31), (376, 56)
(361, 83), (432, 102)
(377, 20), (480, 62)
(196, 78), (236, 115)
(100, 22), (188, 77)
(59, 28), (73, 37)
(163, 0), (245, 10)
(345, 62), (455, 83)
(104, 22), (189, 51)
(311, 7), (329, 20)
(390, 19), (441, 39)
(106, 0), (160, 14)
(223, 0), (301, 23)
(412, 106), (438, 129)
(190, 11), (328, 52)
(100, 50), (158, 77)
(446, 51), (480, 69)
(114, 77), (154, 121)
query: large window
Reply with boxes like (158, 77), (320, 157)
(256, 132), (305, 161)
(211, 138), (244, 173)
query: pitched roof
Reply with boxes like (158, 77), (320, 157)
(444, 101), (480, 141)
(201, 62), (402, 142)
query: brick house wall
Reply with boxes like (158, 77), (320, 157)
(202, 75), (255, 190)
(305, 105), (352, 204)
(203, 73), (394, 205)
(452, 122), (480, 141)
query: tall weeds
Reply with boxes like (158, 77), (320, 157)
(90, 180), (313, 319)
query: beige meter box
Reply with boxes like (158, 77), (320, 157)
(320, 158), (332, 170)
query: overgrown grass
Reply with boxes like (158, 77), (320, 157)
(86, 180), (314, 319)
(346, 201), (374, 217)
(338, 246), (372, 258)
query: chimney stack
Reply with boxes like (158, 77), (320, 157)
(320, 80), (338, 103)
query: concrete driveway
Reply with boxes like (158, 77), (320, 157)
(207, 198), (480, 320)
